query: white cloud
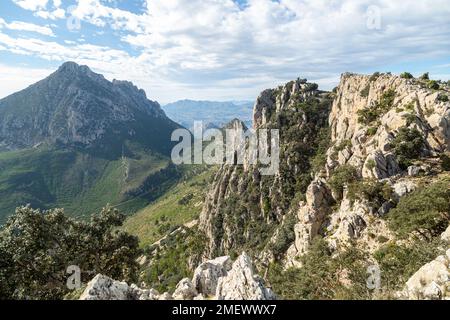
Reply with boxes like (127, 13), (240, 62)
(4, 0), (450, 102)
(13, 0), (64, 20)
(0, 63), (52, 99)
(0, 18), (54, 36)
(35, 8), (65, 20)
(12, 0), (49, 11)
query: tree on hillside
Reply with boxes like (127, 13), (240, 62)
(0, 206), (141, 300)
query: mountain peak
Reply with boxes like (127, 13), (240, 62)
(0, 63), (177, 152)
(57, 61), (92, 74)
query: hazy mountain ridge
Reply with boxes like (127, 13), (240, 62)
(163, 99), (253, 131)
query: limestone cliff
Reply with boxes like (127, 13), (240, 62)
(199, 78), (333, 260)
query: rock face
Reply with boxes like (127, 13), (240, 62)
(192, 256), (232, 296)
(285, 179), (333, 267)
(79, 253), (274, 300)
(216, 253), (276, 300)
(401, 249), (450, 300)
(286, 72), (450, 262)
(326, 73), (450, 181)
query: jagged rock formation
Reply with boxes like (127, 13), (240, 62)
(400, 249), (450, 300)
(327, 72), (449, 179)
(79, 253), (274, 300)
(198, 72), (450, 298)
(216, 253), (276, 300)
(199, 78), (333, 259)
(308, 73), (450, 255)
(192, 256), (232, 296)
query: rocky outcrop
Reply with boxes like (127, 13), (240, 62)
(79, 274), (160, 300)
(192, 256), (232, 296)
(401, 249), (450, 300)
(328, 73), (450, 179)
(216, 253), (276, 300)
(285, 179), (333, 267)
(198, 72), (450, 297)
(79, 253), (274, 300)
(285, 73), (450, 263)
(441, 225), (450, 242)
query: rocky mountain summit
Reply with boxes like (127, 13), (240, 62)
(79, 253), (275, 300)
(0, 61), (178, 155)
(0, 62), (182, 223)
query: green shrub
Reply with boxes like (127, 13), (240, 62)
(404, 101), (415, 112)
(419, 72), (429, 80)
(365, 159), (376, 170)
(369, 72), (381, 82)
(329, 164), (359, 196)
(360, 84), (370, 98)
(366, 126), (378, 136)
(389, 127), (425, 169)
(357, 89), (396, 125)
(177, 193), (194, 205)
(268, 238), (371, 300)
(0, 206), (141, 299)
(437, 94), (449, 102)
(374, 239), (444, 295)
(311, 127), (332, 173)
(386, 178), (450, 240)
(141, 228), (205, 293)
(400, 72), (413, 79)
(347, 179), (393, 209)
(440, 154), (450, 171)
(269, 214), (297, 259)
(333, 139), (352, 154)
(402, 113), (417, 126)
(427, 80), (440, 90)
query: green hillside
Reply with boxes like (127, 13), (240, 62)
(122, 165), (216, 247)
(0, 144), (178, 224)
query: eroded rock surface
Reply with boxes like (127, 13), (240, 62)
(79, 253), (274, 300)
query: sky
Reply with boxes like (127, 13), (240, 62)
(0, 0), (449, 104)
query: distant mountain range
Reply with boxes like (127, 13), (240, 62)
(163, 99), (254, 132)
(0, 62), (182, 223)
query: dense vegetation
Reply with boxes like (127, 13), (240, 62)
(0, 206), (140, 300)
(387, 177), (450, 240)
(357, 89), (396, 125)
(140, 228), (206, 293)
(373, 239), (444, 296)
(328, 164), (359, 198)
(268, 238), (372, 300)
(0, 144), (180, 225)
(389, 127), (425, 169)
